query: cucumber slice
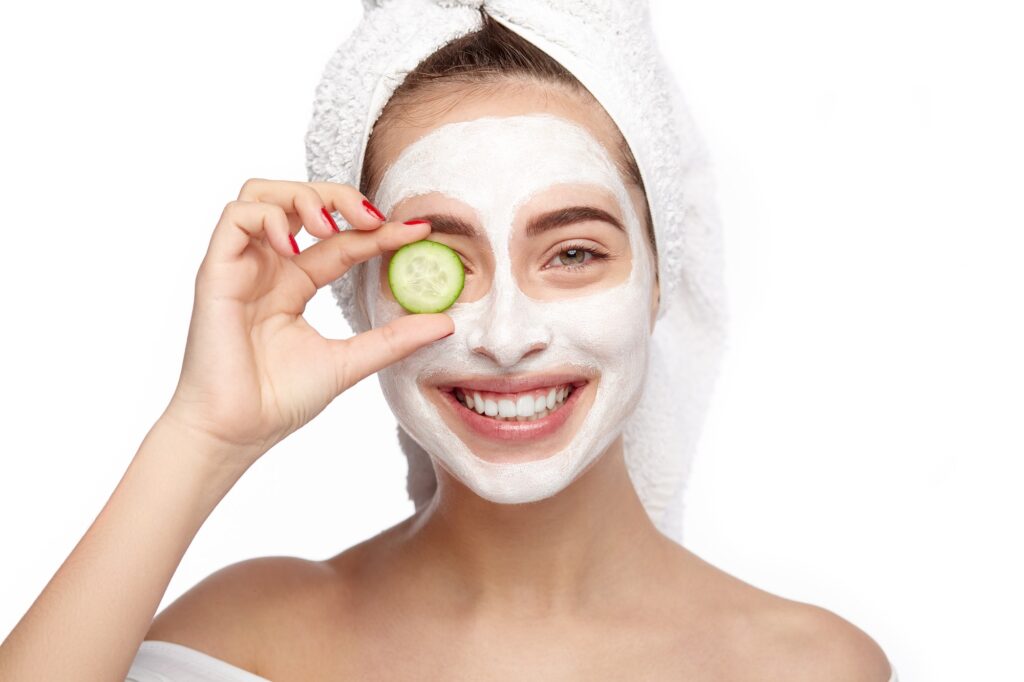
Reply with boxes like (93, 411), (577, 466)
(388, 240), (465, 313)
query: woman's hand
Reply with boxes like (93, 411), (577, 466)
(161, 178), (451, 470)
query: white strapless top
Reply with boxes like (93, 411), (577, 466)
(127, 640), (900, 681)
(127, 641), (270, 681)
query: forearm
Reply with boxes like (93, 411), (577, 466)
(0, 417), (252, 681)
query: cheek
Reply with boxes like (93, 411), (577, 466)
(541, 279), (653, 360)
(363, 257), (408, 329)
(376, 255), (395, 303)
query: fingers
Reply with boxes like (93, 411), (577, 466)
(333, 313), (455, 391)
(290, 219), (433, 289)
(238, 177), (387, 236)
(206, 178), (389, 265)
(206, 200), (295, 263)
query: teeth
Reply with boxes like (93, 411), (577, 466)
(484, 399), (498, 416)
(453, 384), (575, 421)
(498, 399), (516, 418)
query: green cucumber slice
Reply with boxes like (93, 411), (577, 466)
(388, 240), (465, 313)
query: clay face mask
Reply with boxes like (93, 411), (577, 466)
(362, 114), (654, 504)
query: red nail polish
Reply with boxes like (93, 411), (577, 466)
(403, 219), (429, 226)
(362, 199), (386, 222)
(321, 207), (339, 232)
(288, 233), (300, 254)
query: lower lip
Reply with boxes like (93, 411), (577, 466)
(439, 383), (586, 442)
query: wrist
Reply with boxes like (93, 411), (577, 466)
(141, 414), (257, 502)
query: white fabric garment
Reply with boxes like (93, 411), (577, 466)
(126, 641), (270, 682)
(126, 640), (900, 681)
(306, 0), (727, 543)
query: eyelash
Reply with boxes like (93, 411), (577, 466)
(458, 241), (614, 274)
(544, 241), (612, 271)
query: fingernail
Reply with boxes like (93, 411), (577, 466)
(321, 207), (339, 233)
(362, 199), (386, 222)
(403, 219), (429, 226)
(288, 233), (300, 254)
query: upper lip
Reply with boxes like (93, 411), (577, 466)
(432, 372), (589, 394)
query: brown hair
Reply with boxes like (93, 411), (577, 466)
(359, 11), (655, 249)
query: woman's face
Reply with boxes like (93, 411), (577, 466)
(360, 85), (657, 504)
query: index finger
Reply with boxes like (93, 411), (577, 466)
(291, 219), (433, 290)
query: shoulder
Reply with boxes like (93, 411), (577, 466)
(669, 548), (892, 681)
(145, 556), (338, 672)
(735, 599), (894, 682)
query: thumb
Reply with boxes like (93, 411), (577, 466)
(331, 313), (454, 392)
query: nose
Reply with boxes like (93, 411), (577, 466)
(466, 286), (551, 368)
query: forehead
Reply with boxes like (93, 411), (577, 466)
(374, 114), (625, 217)
(368, 82), (629, 192)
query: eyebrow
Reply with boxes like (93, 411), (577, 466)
(413, 206), (625, 238)
(415, 214), (478, 237)
(526, 206), (625, 236)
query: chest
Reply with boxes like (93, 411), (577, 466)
(261, 612), (728, 681)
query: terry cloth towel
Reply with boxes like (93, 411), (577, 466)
(305, 0), (729, 542)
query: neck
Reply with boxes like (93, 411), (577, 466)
(402, 438), (671, 615)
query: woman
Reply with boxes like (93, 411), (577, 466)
(0, 2), (897, 680)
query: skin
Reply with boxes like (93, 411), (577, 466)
(376, 134), (647, 462)
(0, 82), (893, 681)
(153, 83), (891, 680)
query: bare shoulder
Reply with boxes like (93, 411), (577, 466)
(145, 556), (337, 672)
(725, 594), (894, 682)
(758, 600), (894, 681)
(669, 548), (892, 681)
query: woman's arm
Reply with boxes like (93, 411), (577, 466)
(0, 415), (250, 681)
(0, 178), (451, 682)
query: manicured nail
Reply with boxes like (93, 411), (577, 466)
(362, 199), (386, 222)
(403, 219), (429, 226)
(321, 207), (339, 232)
(288, 233), (300, 254)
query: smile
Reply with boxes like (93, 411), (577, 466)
(435, 375), (589, 442)
(453, 383), (575, 421)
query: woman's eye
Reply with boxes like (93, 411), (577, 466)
(544, 244), (609, 271)
(558, 248), (590, 266)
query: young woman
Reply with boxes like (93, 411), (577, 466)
(0, 3), (897, 680)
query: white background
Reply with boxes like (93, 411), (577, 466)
(2, 1), (1021, 679)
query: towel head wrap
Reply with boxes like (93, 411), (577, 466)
(305, 0), (728, 542)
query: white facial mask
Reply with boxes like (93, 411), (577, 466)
(363, 114), (654, 504)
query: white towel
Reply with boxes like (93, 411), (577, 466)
(305, 0), (728, 542)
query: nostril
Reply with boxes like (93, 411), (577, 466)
(471, 345), (498, 363)
(466, 311), (552, 366)
(471, 340), (548, 367)
(521, 341), (548, 359)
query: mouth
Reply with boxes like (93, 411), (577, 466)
(435, 374), (589, 443)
